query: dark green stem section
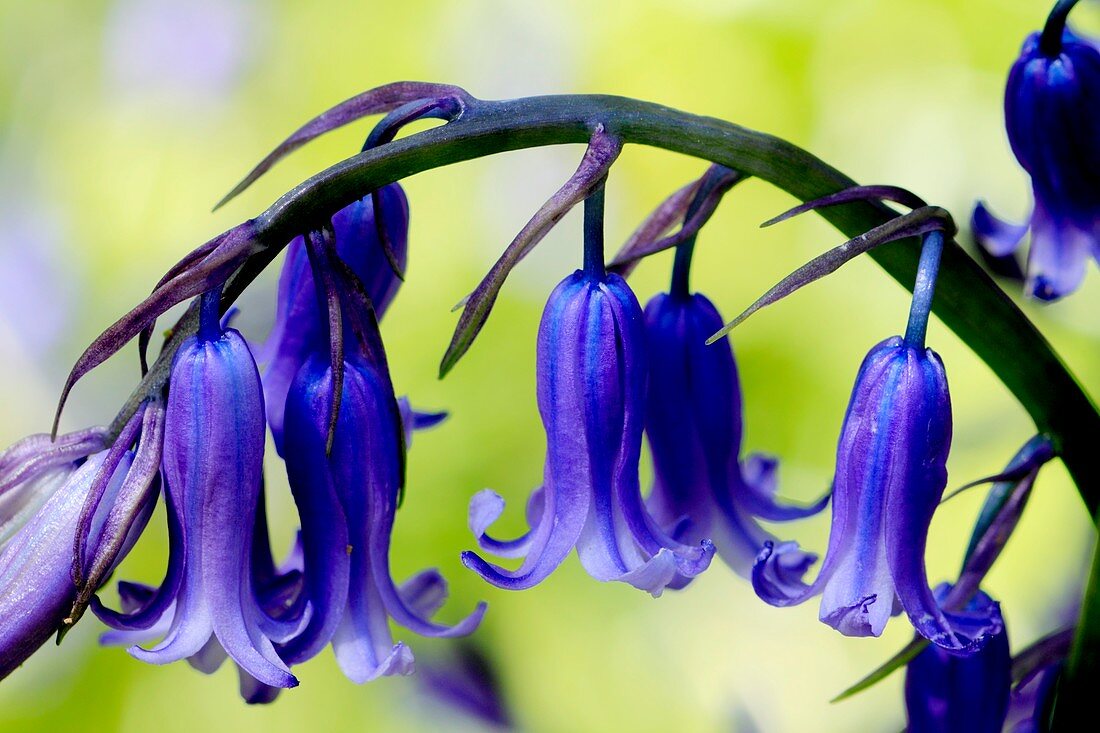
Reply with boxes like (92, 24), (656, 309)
(226, 93), (1096, 511)
(1051, 530), (1100, 728)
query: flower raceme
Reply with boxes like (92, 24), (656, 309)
(463, 269), (714, 596)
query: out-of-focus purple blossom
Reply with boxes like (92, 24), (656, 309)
(103, 0), (259, 108)
(973, 13), (1100, 300)
(417, 641), (513, 730)
(463, 270), (714, 596)
(643, 289), (826, 581)
(0, 186), (74, 357)
(262, 184), (409, 454)
(904, 585), (1011, 733)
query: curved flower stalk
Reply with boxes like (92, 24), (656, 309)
(463, 189), (714, 596)
(972, 0), (1100, 300)
(95, 292), (297, 690)
(0, 427), (148, 678)
(262, 183), (409, 453)
(904, 586), (1011, 733)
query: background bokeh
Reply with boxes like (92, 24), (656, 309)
(1, 0), (1098, 731)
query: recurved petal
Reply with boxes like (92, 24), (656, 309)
(971, 202), (1028, 258)
(1024, 195), (1093, 301)
(736, 454), (830, 522)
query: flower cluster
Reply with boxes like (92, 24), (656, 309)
(0, 2), (1091, 724)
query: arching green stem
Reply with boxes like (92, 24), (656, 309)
(118, 91), (1098, 518)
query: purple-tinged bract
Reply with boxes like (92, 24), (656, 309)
(643, 290), (825, 581)
(905, 586), (1010, 733)
(263, 183), (409, 452)
(754, 337), (1001, 651)
(463, 271), (714, 596)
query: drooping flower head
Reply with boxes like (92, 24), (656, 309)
(277, 227), (484, 684)
(754, 230), (1001, 651)
(973, 0), (1100, 300)
(643, 255), (826, 581)
(95, 290), (298, 690)
(463, 188), (714, 595)
(904, 586), (1011, 733)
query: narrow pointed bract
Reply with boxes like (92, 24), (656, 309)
(463, 270), (714, 596)
(643, 290), (825, 579)
(263, 184), (409, 453)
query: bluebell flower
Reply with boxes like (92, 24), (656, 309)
(99, 484), (304, 703)
(280, 349), (485, 682)
(973, 7), (1100, 300)
(904, 585), (1010, 733)
(263, 183), (409, 453)
(0, 426), (155, 678)
(270, 226), (484, 684)
(463, 269), (714, 596)
(753, 230), (1001, 651)
(643, 289), (826, 580)
(754, 333), (1002, 650)
(94, 293), (298, 690)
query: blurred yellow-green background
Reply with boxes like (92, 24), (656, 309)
(1, 0), (1098, 731)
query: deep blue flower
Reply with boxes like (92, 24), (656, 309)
(643, 289), (826, 580)
(463, 270), (714, 596)
(262, 183), (409, 453)
(279, 350), (485, 683)
(753, 335), (1001, 650)
(904, 585), (1010, 733)
(95, 294), (298, 690)
(974, 11), (1100, 300)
